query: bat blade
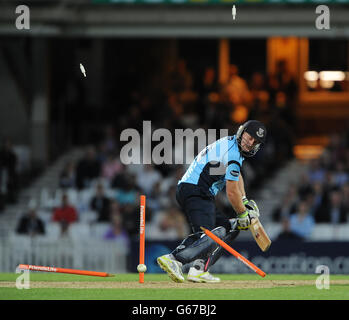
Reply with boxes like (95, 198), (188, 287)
(250, 218), (271, 252)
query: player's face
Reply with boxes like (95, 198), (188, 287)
(241, 132), (257, 152)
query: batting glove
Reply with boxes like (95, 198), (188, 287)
(237, 208), (259, 230)
(243, 197), (260, 218)
(237, 210), (250, 230)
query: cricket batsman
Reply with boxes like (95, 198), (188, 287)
(157, 120), (267, 283)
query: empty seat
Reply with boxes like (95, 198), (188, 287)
(310, 224), (336, 241)
(45, 222), (61, 240)
(68, 223), (91, 241)
(66, 188), (79, 207)
(79, 210), (98, 223)
(90, 223), (110, 239)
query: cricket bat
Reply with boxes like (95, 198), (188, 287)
(250, 218), (271, 252)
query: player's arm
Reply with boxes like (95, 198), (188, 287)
(226, 180), (246, 215)
(238, 173), (260, 215)
(226, 178), (259, 230)
(225, 161), (258, 229)
(227, 173), (248, 212)
(226, 180), (253, 230)
(238, 173), (246, 199)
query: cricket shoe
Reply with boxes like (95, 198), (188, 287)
(157, 254), (185, 283)
(187, 267), (221, 283)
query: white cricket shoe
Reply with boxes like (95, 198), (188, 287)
(187, 267), (221, 283)
(157, 254), (185, 283)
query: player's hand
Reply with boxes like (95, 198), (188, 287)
(243, 198), (260, 219)
(236, 210), (251, 230)
(237, 208), (259, 230)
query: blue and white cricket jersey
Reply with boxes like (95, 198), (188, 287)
(178, 136), (244, 197)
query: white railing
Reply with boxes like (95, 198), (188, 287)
(0, 235), (128, 273)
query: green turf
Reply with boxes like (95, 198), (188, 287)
(1, 273), (349, 300)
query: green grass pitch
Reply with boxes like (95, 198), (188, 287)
(0, 273), (349, 300)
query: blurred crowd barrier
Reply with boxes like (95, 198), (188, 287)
(0, 234), (127, 273)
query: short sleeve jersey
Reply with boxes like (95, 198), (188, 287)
(178, 136), (244, 197)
